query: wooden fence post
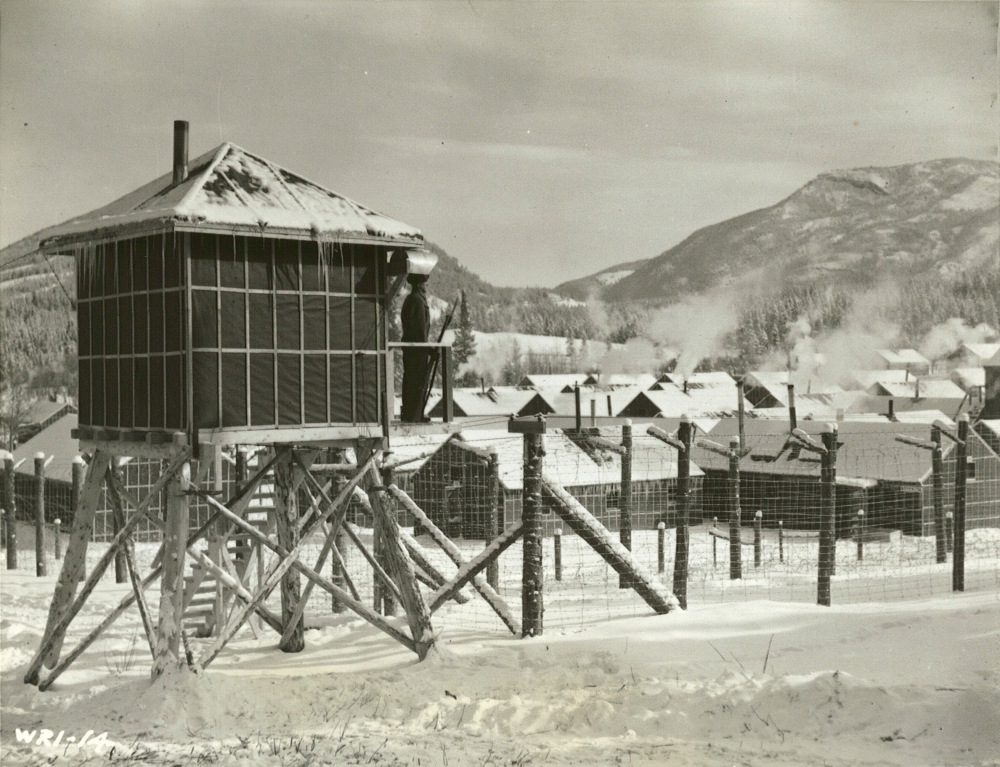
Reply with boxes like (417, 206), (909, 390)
(522, 429), (545, 637)
(574, 384), (582, 433)
(953, 414), (969, 592)
(35, 453), (46, 577)
(4, 453), (16, 569)
(673, 416), (692, 606)
(71, 457), (85, 571)
(945, 511), (954, 553)
(486, 450), (500, 590)
(931, 426), (946, 564)
(110, 460), (128, 584)
(619, 420), (632, 589)
(754, 510), (762, 568)
(712, 516), (718, 568)
(54, 519), (62, 560)
(728, 436), (742, 581)
(331, 474), (348, 614)
(657, 521), (665, 574)
(152, 460), (190, 679)
(379, 461), (399, 617)
(553, 527), (562, 581)
(855, 510), (864, 561)
(778, 520), (784, 563)
(817, 424), (838, 606)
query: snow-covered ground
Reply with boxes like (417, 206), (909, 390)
(2, 527), (999, 766)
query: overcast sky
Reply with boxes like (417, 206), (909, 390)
(1, 1), (996, 287)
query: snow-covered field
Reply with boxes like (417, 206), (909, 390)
(2, 526), (999, 766)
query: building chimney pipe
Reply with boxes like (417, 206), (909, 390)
(173, 120), (189, 186)
(736, 377), (746, 448)
(888, 398), (895, 421)
(787, 383), (797, 431)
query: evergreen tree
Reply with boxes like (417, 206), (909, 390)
(453, 290), (477, 365)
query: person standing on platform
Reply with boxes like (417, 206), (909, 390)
(401, 273), (432, 422)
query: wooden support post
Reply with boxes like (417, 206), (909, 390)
(542, 475), (676, 613)
(778, 520), (784, 563)
(54, 519), (62, 559)
(274, 452), (305, 652)
(486, 449), (500, 590)
(553, 527), (562, 581)
(152, 460), (191, 678)
(429, 522), (523, 612)
(953, 414), (969, 592)
(330, 474), (348, 613)
(657, 521), (665, 574)
(674, 417), (692, 607)
(71, 456), (85, 578)
(945, 511), (954, 553)
(367, 466), (435, 659)
(817, 424), (838, 607)
(34, 453), (46, 577)
(931, 426), (946, 564)
(728, 436), (742, 581)
(619, 420), (633, 589)
(754, 510), (762, 568)
(441, 346), (454, 423)
(522, 431), (545, 638)
(109, 462), (128, 585)
(378, 463), (399, 617)
(589, 398), (596, 428)
(4, 453), (16, 569)
(35, 451), (112, 672)
(856, 510), (864, 561)
(388, 485), (521, 635)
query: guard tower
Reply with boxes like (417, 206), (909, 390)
(24, 122), (454, 688)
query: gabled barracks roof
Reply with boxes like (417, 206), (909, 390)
(12, 414), (81, 484)
(572, 425), (705, 482)
(36, 143), (423, 250)
(694, 418), (957, 485)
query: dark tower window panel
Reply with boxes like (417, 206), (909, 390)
(119, 296), (133, 355)
(219, 234), (244, 289)
(192, 290), (218, 348)
(276, 294), (300, 349)
(149, 293), (164, 353)
(79, 302), (91, 356)
(328, 297), (351, 351)
(105, 359), (119, 428)
(190, 232), (218, 286)
(274, 239), (299, 292)
(277, 354), (301, 425)
(91, 358), (105, 425)
(133, 293), (148, 354)
(132, 236), (148, 293)
(78, 359), (91, 425)
(354, 247), (378, 295)
(193, 352), (220, 429)
(77, 252), (88, 300)
(301, 242), (321, 292)
(148, 234), (164, 290)
(87, 249), (103, 298)
(165, 355), (182, 429)
(120, 358), (133, 428)
(326, 243), (352, 293)
(356, 353), (379, 423)
(220, 292), (246, 348)
(165, 291), (183, 353)
(103, 243), (117, 296)
(302, 295), (325, 350)
(92, 299), (105, 357)
(163, 233), (181, 288)
(329, 355), (352, 423)
(117, 240), (132, 293)
(249, 294), (274, 349)
(149, 356), (165, 428)
(303, 354), (327, 423)
(247, 236), (272, 290)
(104, 298), (119, 356)
(221, 353), (247, 427)
(355, 297), (378, 351)
(250, 353), (275, 426)
(133, 357), (148, 428)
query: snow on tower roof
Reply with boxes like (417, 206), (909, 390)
(36, 143), (423, 249)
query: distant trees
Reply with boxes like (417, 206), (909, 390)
(453, 291), (477, 365)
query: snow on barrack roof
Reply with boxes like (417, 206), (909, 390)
(35, 143), (423, 249)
